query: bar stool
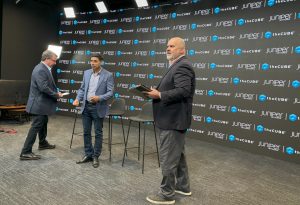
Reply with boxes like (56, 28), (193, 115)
(70, 109), (82, 149)
(122, 101), (160, 174)
(104, 98), (127, 162)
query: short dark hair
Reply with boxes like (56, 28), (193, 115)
(91, 54), (104, 61)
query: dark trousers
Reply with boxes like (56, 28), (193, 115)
(158, 129), (190, 199)
(82, 103), (104, 158)
(21, 115), (48, 155)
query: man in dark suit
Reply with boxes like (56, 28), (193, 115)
(20, 50), (63, 160)
(73, 54), (114, 168)
(145, 37), (195, 205)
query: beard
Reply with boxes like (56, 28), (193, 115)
(166, 54), (173, 60)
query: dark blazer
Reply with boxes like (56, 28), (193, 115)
(76, 68), (114, 118)
(26, 63), (58, 115)
(153, 56), (195, 130)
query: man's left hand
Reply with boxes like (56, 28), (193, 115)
(90, 96), (100, 103)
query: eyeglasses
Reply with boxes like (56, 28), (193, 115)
(48, 58), (57, 62)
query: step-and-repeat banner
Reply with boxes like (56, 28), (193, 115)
(57, 0), (300, 163)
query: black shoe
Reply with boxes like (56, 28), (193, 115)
(20, 153), (41, 160)
(38, 143), (56, 150)
(76, 156), (93, 164)
(92, 157), (99, 168)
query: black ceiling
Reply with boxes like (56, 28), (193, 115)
(28, 0), (188, 11)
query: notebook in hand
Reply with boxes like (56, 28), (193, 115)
(129, 84), (151, 98)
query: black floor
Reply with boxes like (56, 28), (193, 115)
(0, 115), (299, 205)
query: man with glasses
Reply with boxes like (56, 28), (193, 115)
(20, 50), (63, 160)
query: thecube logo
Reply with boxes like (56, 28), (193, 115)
(149, 51), (156, 57)
(191, 23), (197, 30)
(114, 93), (119, 98)
(102, 19), (107, 24)
(188, 50), (195, 56)
(295, 46), (300, 54)
(261, 63), (269, 71)
(57, 69), (61, 74)
(117, 51), (122, 56)
(171, 13), (177, 19)
(148, 74), (154, 79)
(135, 16), (140, 22)
(214, 7), (220, 14)
(237, 19), (245, 26)
(235, 48), (242, 55)
(267, 0), (275, 7)
(129, 106), (135, 111)
(151, 27), (157, 32)
(264, 31), (272, 39)
(210, 63), (216, 70)
(211, 35), (218, 42)
(69, 99), (74, 104)
(115, 72), (121, 77)
(117, 28), (123, 34)
(256, 124), (264, 133)
(285, 147), (294, 155)
(232, 77), (240, 85)
(258, 94), (267, 102)
(73, 20), (78, 25)
(208, 90), (215, 96)
(292, 80), (300, 88)
(228, 134), (235, 142)
(205, 117), (212, 123)
(230, 106), (238, 113)
(289, 114), (298, 122)
(133, 39), (139, 45)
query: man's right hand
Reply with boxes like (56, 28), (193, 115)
(73, 99), (79, 106)
(57, 92), (63, 98)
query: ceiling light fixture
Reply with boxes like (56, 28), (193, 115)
(64, 7), (76, 18)
(95, 1), (108, 13)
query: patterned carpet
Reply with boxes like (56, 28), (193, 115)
(0, 115), (299, 205)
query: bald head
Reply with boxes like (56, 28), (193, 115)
(166, 37), (186, 62)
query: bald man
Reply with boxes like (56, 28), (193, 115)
(145, 37), (195, 204)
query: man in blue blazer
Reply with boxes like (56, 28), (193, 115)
(73, 54), (114, 168)
(20, 50), (63, 160)
(145, 37), (195, 205)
